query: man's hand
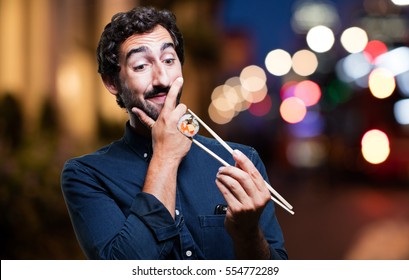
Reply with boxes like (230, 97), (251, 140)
(132, 77), (191, 163)
(215, 149), (271, 259)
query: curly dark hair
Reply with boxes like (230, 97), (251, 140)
(96, 6), (184, 83)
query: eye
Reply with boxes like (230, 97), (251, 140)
(163, 58), (176, 65)
(133, 64), (147, 71)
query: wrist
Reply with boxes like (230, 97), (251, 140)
(230, 226), (264, 243)
(230, 227), (271, 260)
(152, 146), (184, 162)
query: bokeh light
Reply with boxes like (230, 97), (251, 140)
(286, 139), (327, 168)
(306, 25), (335, 53)
(294, 80), (321, 107)
(208, 69), (271, 124)
(291, 1), (340, 34)
(280, 81), (297, 100)
(396, 71), (409, 97)
(340, 27), (368, 53)
(279, 97), (307, 124)
(208, 102), (235, 124)
(375, 46), (409, 76)
(287, 111), (325, 138)
(232, 85), (251, 112)
(57, 63), (81, 97)
(363, 40), (388, 63)
(336, 52), (372, 84)
(239, 65), (267, 92)
(242, 84), (268, 103)
(265, 49), (292, 76)
(224, 77), (251, 112)
(368, 68), (396, 99)
(211, 85), (237, 112)
(391, 0), (409, 5)
(393, 99), (409, 125)
(292, 49), (318, 76)
(325, 79), (353, 109)
(361, 129), (390, 164)
(248, 94), (272, 117)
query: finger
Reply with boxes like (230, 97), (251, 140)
(218, 165), (259, 199)
(174, 103), (187, 119)
(215, 178), (242, 208)
(216, 172), (251, 204)
(132, 107), (155, 129)
(162, 77), (183, 112)
(232, 149), (265, 192)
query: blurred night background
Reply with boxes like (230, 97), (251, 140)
(1, 0), (409, 260)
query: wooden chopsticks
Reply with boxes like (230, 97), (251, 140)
(186, 109), (294, 215)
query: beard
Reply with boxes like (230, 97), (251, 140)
(118, 82), (182, 121)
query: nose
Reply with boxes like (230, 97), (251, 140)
(152, 63), (170, 87)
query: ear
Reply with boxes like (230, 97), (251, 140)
(101, 74), (119, 95)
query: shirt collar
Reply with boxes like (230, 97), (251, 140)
(123, 121), (153, 161)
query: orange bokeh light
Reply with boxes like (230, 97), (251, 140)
(280, 97), (307, 124)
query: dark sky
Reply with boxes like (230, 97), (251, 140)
(218, 0), (366, 66)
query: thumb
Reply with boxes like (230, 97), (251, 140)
(132, 107), (155, 129)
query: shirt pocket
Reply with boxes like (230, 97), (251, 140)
(198, 215), (234, 259)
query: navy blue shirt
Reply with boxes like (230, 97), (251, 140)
(61, 122), (287, 259)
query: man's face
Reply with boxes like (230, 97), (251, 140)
(117, 25), (183, 120)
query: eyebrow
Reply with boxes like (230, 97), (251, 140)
(125, 42), (176, 62)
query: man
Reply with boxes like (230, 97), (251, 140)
(61, 6), (287, 260)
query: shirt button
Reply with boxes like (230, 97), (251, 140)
(175, 209), (180, 216)
(143, 153), (148, 158)
(186, 250), (192, 257)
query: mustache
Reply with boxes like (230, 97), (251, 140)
(144, 86), (170, 99)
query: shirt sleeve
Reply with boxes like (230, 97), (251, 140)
(247, 147), (289, 260)
(61, 160), (182, 260)
(130, 192), (181, 241)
